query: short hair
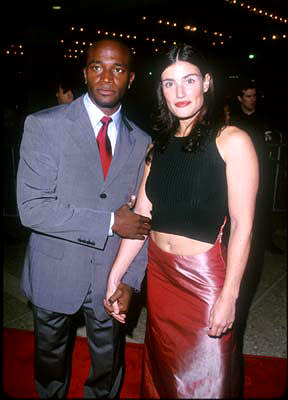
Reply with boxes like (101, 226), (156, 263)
(236, 79), (256, 97)
(85, 39), (135, 72)
(57, 72), (84, 98)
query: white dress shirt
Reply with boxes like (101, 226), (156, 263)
(83, 93), (122, 235)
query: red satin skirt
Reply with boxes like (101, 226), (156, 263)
(141, 225), (241, 398)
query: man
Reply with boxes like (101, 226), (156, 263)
(56, 82), (75, 104)
(230, 81), (282, 254)
(230, 82), (264, 138)
(236, 83), (257, 116)
(230, 80), (282, 354)
(55, 73), (84, 105)
(17, 39), (151, 398)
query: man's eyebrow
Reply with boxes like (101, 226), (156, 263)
(88, 60), (128, 68)
(113, 62), (128, 68)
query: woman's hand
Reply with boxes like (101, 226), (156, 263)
(104, 278), (124, 323)
(208, 293), (236, 337)
(104, 280), (132, 324)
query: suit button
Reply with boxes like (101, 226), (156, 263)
(100, 193), (107, 199)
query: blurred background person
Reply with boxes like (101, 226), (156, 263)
(229, 79), (283, 353)
(230, 79), (282, 254)
(55, 70), (85, 105)
(56, 81), (74, 104)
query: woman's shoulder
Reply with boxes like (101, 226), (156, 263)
(217, 125), (253, 146)
(216, 125), (256, 162)
(218, 124), (251, 139)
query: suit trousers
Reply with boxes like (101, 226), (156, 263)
(32, 287), (125, 399)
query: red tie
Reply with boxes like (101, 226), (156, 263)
(97, 116), (112, 179)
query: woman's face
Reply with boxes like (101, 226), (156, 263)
(161, 60), (210, 123)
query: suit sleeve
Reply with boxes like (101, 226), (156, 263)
(17, 114), (111, 249)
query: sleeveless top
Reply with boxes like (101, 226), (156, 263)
(145, 135), (228, 244)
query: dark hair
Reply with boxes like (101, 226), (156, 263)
(58, 77), (76, 95)
(57, 70), (85, 99)
(236, 79), (257, 98)
(147, 43), (220, 162)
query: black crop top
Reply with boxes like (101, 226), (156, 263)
(145, 136), (228, 244)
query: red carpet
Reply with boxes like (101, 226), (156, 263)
(3, 328), (287, 398)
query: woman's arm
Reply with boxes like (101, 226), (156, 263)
(104, 149), (153, 322)
(208, 126), (259, 337)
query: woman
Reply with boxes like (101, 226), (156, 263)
(104, 44), (258, 398)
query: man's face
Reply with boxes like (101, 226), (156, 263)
(83, 40), (135, 115)
(238, 88), (256, 114)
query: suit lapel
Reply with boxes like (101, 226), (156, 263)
(105, 116), (136, 187)
(66, 96), (104, 183)
(65, 97), (136, 185)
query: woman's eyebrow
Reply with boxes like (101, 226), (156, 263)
(162, 73), (201, 81)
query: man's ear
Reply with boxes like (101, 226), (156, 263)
(83, 68), (87, 84)
(128, 72), (135, 89)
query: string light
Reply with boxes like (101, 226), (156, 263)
(13, 17), (283, 61)
(142, 16), (232, 46)
(158, 19), (177, 27)
(61, 27), (142, 59)
(3, 42), (24, 56)
(262, 33), (287, 41)
(3, 10), (288, 63)
(141, 15), (287, 47)
(65, 20), (228, 56)
(225, 0), (287, 24)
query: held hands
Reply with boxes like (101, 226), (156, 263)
(104, 282), (133, 324)
(112, 195), (151, 240)
(208, 294), (235, 337)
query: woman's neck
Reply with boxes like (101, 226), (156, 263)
(176, 120), (196, 137)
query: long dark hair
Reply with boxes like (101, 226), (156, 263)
(147, 43), (221, 162)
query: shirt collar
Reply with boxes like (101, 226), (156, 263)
(83, 93), (122, 131)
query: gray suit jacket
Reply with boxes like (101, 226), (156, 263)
(17, 95), (151, 321)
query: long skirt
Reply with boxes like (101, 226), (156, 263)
(141, 223), (241, 398)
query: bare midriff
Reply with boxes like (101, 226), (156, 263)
(150, 230), (214, 256)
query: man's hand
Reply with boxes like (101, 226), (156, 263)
(112, 204), (151, 239)
(104, 283), (133, 324)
